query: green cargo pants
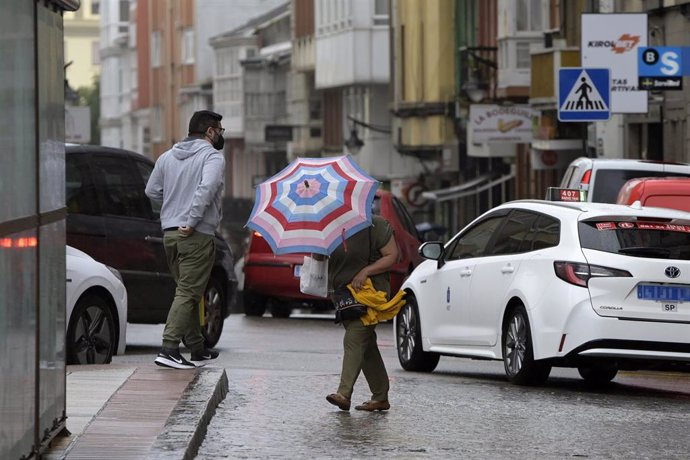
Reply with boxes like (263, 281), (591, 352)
(161, 230), (215, 352)
(337, 319), (390, 402)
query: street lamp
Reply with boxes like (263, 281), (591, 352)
(462, 72), (488, 103)
(344, 115), (391, 155)
(345, 128), (364, 155)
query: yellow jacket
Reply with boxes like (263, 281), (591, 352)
(346, 278), (407, 326)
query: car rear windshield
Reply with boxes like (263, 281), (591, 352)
(592, 170), (690, 203)
(579, 220), (690, 260)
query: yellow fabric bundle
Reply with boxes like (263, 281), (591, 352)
(346, 278), (407, 326)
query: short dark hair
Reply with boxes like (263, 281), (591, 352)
(188, 110), (222, 135)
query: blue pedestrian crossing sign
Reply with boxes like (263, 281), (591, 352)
(558, 68), (610, 122)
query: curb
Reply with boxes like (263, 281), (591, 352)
(146, 367), (229, 460)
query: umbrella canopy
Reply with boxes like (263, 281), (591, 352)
(246, 155), (379, 255)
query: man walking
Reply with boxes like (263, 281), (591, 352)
(145, 110), (226, 369)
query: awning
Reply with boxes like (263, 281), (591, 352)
(422, 173), (515, 202)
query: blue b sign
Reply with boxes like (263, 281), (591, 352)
(558, 68), (611, 122)
(638, 47), (683, 90)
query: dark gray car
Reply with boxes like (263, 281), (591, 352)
(65, 144), (236, 347)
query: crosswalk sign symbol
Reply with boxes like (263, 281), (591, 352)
(558, 68), (610, 122)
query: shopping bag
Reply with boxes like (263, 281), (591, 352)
(299, 255), (328, 298)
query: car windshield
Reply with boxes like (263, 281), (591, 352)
(591, 170), (690, 203)
(579, 220), (690, 260)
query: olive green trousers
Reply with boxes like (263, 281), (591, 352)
(337, 319), (390, 402)
(161, 230), (215, 352)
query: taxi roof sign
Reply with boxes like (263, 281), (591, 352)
(546, 187), (587, 202)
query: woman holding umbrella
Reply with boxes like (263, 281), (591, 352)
(325, 214), (399, 412)
(245, 155), (399, 410)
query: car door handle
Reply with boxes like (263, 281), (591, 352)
(501, 264), (515, 274)
(460, 268), (472, 277)
(145, 236), (164, 244)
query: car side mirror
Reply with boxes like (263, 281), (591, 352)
(419, 241), (444, 263)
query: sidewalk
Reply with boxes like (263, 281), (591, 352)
(43, 364), (228, 460)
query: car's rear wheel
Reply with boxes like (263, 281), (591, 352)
(67, 294), (116, 365)
(578, 364), (618, 385)
(502, 305), (551, 385)
(202, 275), (225, 348)
(243, 291), (267, 317)
(395, 295), (439, 372)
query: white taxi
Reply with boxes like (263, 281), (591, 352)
(395, 199), (690, 385)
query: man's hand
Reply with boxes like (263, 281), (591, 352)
(179, 225), (194, 237)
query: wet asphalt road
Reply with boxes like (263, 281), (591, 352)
(120, 313), (690, 459)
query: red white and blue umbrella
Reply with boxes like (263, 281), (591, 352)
(246, 155), (379, 255)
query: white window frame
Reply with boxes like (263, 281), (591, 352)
(516, 0), (545, 32)
(151, 106), (163, 142)
(181, 28), (194, 65)
(373, 0), (389, 26)
(151, 31), (161, 68)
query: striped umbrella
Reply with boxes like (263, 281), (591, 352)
(246, 155), (379, 255)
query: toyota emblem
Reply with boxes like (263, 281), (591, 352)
(665, 266), (681, 279)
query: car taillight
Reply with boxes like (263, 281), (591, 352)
(580, 169), (592, 185)
(553, 261), (632, 287)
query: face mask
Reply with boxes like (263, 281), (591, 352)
(212, 132), (225, 151)
(208, 129), (225, 150)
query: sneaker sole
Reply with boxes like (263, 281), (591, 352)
(154, 356), (195, 369)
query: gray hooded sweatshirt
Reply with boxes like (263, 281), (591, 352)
(145, 138), (225, 236)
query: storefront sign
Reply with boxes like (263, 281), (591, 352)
(581, 13), (648, 113)
(469, 104), (535, 143)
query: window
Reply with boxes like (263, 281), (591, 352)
(488, 210), (539, 256)
(91, 0), (100, 15)
(374, 0), (389, 25)
(92, 156), (152, 219)
(522, 215), (559, 251)
(134, 159), (160, 215)
(151, 31), (162, 68)
(181, 28), (194, 64)
(516, 42), (531, 68)
(516, 0), (543, 32)
(66, 156), (99, 215)
(119, 0), (129, 21)
(151, 106), (163, 142)
(446, 215), (506, 261)
(580, 220), (690, 260)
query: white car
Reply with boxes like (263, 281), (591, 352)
(66, 245), (127, 364)
(395, 199), (690, 385)
(559, 157), (690, 203)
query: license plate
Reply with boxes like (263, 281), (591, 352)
(294, 265), (301, 277)
(663, 303), (678, 312)
(637, 284), (690, 302)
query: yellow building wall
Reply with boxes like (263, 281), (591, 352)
(398, 0), (455, 148)
(64, 0), (100, 89)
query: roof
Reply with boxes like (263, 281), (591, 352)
(495, 199), (690, 222)
(209, 1), (290, 41)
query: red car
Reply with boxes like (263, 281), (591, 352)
(616, 176), (690, 212)
(242, 190), (423, 317)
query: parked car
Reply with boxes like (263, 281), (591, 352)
(559, 157), (690, 203)
(396, 199), (690, 386)
(242, 190), (423, 317)
(616, 176), (690, 212)
(65, 144), (237, 347)
(66, 245), (127, 365)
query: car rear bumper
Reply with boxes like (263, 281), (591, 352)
(534, 298), (690, 366)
